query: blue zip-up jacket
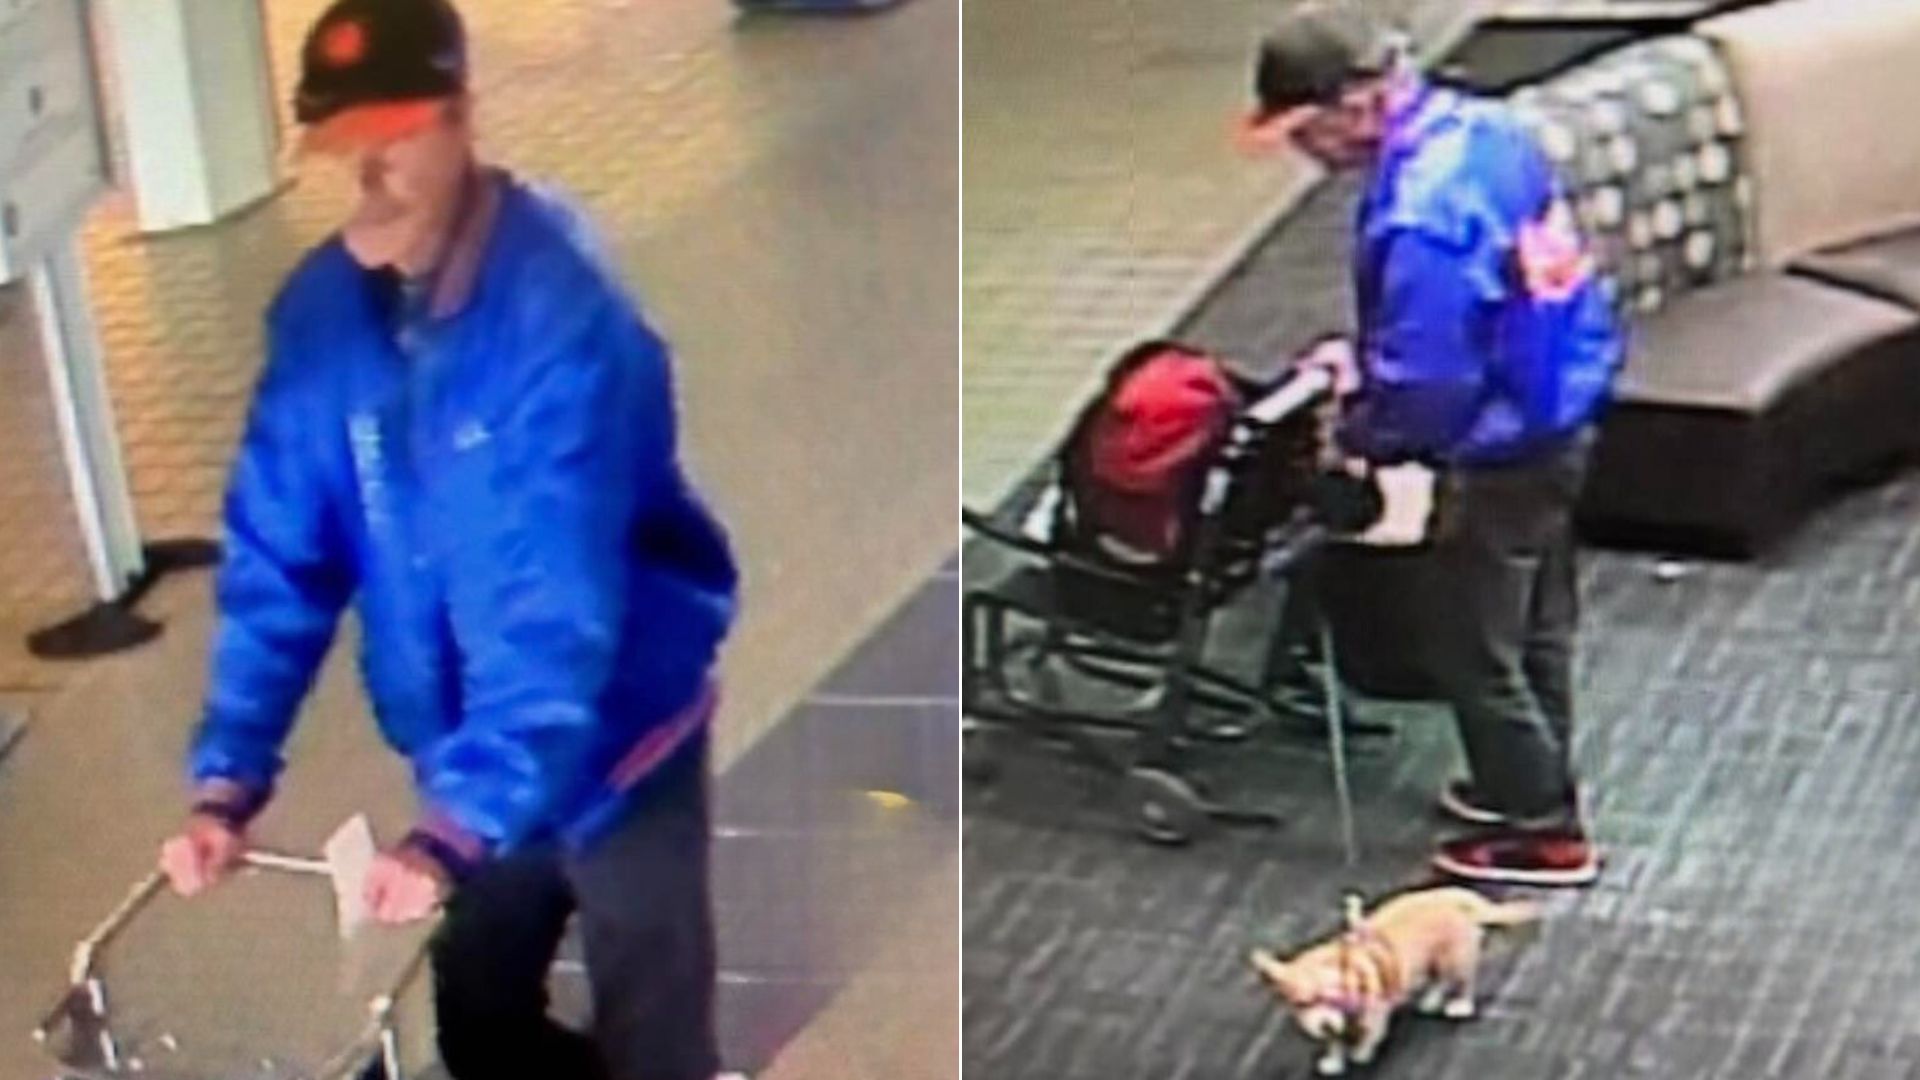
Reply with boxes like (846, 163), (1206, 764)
(189, 172), (738, 855)
(1341, 81), (1625, 468)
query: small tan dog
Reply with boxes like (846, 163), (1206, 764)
(1250, 887), (1539, 1075)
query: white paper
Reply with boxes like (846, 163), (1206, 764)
(1353, 463), (1436, 547)
(322, 813), (377, 940)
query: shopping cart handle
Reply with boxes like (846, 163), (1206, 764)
(244, 849), (334, 876)
(37, 850), (440, 1076)
(62, 849), (325, 989)
(68, 869), (168, 985)
(32, 983), (81, 1044)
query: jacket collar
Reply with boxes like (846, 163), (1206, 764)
(419, 165), (505, 322)
(1380, 78), (1457, 164)
(1359, 78), (1459, 220)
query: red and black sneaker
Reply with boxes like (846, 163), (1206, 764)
(1437, 779), (1508, 827)
(1432, 828), (1600, 887)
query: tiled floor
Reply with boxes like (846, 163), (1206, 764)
(962, 103), (1920, 1080)
(0, 568), (960, 1068)
(0, 702), (25, 762)
(2, 0), (960, 767)
(1, 565), (956, 1080)
(1, 0), (956, 1076)
(706, 567), (958, 1072)
(959, 0), (1485, 510)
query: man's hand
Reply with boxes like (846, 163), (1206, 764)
(159, 814), (248, 897)
(364, 846), (451, 924)
(1299, 337), (1361, 398)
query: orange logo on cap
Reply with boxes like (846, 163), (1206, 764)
(320, 19), (368, 67)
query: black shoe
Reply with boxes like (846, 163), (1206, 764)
(1437, 780), (1510, 826)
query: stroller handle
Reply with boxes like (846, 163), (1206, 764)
(1244, 364), (1333, 425)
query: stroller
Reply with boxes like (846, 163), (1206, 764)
(962, 340), (1389, 844)
(33, 850), (435, 1080)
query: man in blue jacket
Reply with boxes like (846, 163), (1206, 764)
(156, 1), (741, 1076)
(1239, 4), (1625, 887)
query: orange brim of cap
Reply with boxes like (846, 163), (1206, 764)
(298, 99), (446, 157)
(1231, 106), (1309, 159)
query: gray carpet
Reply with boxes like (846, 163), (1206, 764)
(963, 175), (1920, 1079)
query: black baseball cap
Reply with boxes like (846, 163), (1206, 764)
(1252, 3), (1397, 119)
(294, 0), (469, 154)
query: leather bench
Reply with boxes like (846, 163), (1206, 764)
(1507, 9), (1920, 555)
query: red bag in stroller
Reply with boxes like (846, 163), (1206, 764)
(1062, 342), (1242, 566)
(1055, 342), (1325, 564)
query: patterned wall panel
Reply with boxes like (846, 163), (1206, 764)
(1508, 35), (1753, 319)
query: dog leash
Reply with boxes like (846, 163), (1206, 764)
(1316, 617), (1360, 869)
(1266, 374), (1374, 1064)
(1317, 535), (1367, 1054)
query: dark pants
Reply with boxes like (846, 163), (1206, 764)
(1428, 435), (1591, 828)
(430, 737), (718, 1080)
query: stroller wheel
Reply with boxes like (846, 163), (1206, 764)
(1127, 768), (1204, 845)
(963, 726), (1002, 785)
